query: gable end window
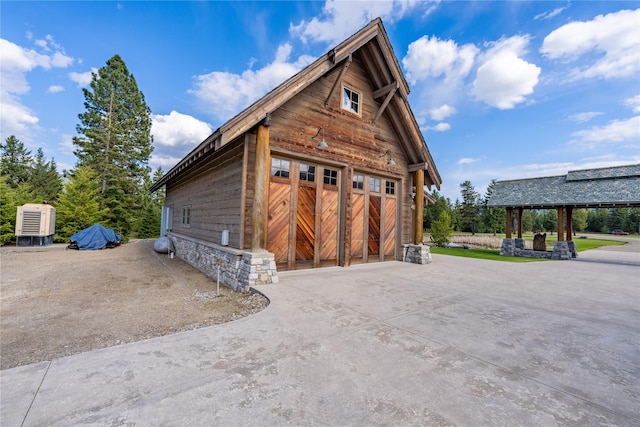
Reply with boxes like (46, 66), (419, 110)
(342, 86), (360, 115)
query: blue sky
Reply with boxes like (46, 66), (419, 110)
(2, 1), (639, 201)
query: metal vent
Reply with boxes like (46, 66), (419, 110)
(21, 211), (42, 235)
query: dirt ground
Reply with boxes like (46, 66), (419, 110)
(0, 239), (269, 370)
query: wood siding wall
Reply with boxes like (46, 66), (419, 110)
(266, 51), (414, 251)
(165, 143), (245, 248)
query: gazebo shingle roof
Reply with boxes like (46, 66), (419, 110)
(487, 164), (640, 208)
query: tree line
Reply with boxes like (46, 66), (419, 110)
(425, 179), (639, 244)
(1, 55), (164, 245)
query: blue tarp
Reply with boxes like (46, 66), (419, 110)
(69, 224), (121, 250)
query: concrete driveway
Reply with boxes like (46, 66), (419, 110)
(2, 247), (639, 426)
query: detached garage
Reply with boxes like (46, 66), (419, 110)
(151, 18), (441, 291)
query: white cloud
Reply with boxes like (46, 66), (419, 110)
(0, 37), (74, 143)
(188, 43), (314, 121)
(541, 8), (640, 80)
(568, 112), (603, 123)
(429, 104), (456, 121)
(572, 116), (640, 149)
(290, 0), (425, 46)
(625, 94), (640, 113)
(457, 157), (479, 165)
(151, 111), (212, 148)
(150, 110), (213, 171)
(427, 122), (450, 132)
(69, 68), (98, 87)
(534, 5), (569, 21)
(403, 35), (477, 85)
(471, 36), (540, 109)
(47, 85), (64, 93)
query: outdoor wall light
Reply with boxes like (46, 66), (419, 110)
(311, 127), (328, 150)
(381, 150), (396, 166)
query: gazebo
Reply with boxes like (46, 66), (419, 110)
(488, 164), (640, 259)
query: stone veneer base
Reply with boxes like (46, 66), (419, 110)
(500, 238), (577, 260)
(168, 233), (278, 292)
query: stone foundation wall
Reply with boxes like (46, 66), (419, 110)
(168, 233), (278, 292)
(402, 244), (432, 264)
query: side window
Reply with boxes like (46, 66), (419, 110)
(300, 163), (316, 183)
(352, 174), (364, 190)
(342, 86), (360, 115)
(324, 168), (338, 186)
(181, 206), (191, 227)
(271, 158), (290, 179)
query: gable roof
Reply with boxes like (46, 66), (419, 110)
(151, 18), (441, 192)
(487, 164), (640, 208)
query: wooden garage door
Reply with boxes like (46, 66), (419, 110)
(268, 158), (340, 270)
(350, 174), (397, 264)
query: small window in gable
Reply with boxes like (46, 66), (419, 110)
(342, 86), (360, 115)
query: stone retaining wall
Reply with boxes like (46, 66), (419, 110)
(168, 233), (278, 292)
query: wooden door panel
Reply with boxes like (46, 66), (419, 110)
(384, 198), (396, 258)
(368, 195), (381, 256)
(320, 189), (338, 262)
(267, 181), (290, 264)
(350, 193), (365, 258)
(296, 186), (316, 261)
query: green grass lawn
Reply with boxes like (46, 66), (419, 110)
(429, 247), (546, 262)
(430, 236), (626, 262)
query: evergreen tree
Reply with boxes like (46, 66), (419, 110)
(1, 135), (33, 187)
(480, 179), (504, 235)
(572, 209), (588, 232)
(430, 210), (453, 247)
(30, 148), (63, 203)
(55, 166), (109, 238)
(133, 167), (165, 238)
(0, 177), (36, 244)
(586, 208), (608, 232)
(72, 54), (153, 237)
(459, 180), (479, 234)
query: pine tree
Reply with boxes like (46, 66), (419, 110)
(55, 166), (109, 238)
(72, 54), (153, 237)
(1, 135), (33, 188)
(480, 179), (504, 235)
(30, 148), (63, 203)
(459, 180), (479, 234)
(0, 176), (36, 244)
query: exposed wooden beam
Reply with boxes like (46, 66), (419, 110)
(324, 55), (352, 108)
(252, 121), (271, 251)
(407, 162), (429, 172)
(372, 81), (398, 99)
(413, 169), (425, 245)
(372, 84), (397, 124)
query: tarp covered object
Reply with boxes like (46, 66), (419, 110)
(68, 224), (121, 250)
